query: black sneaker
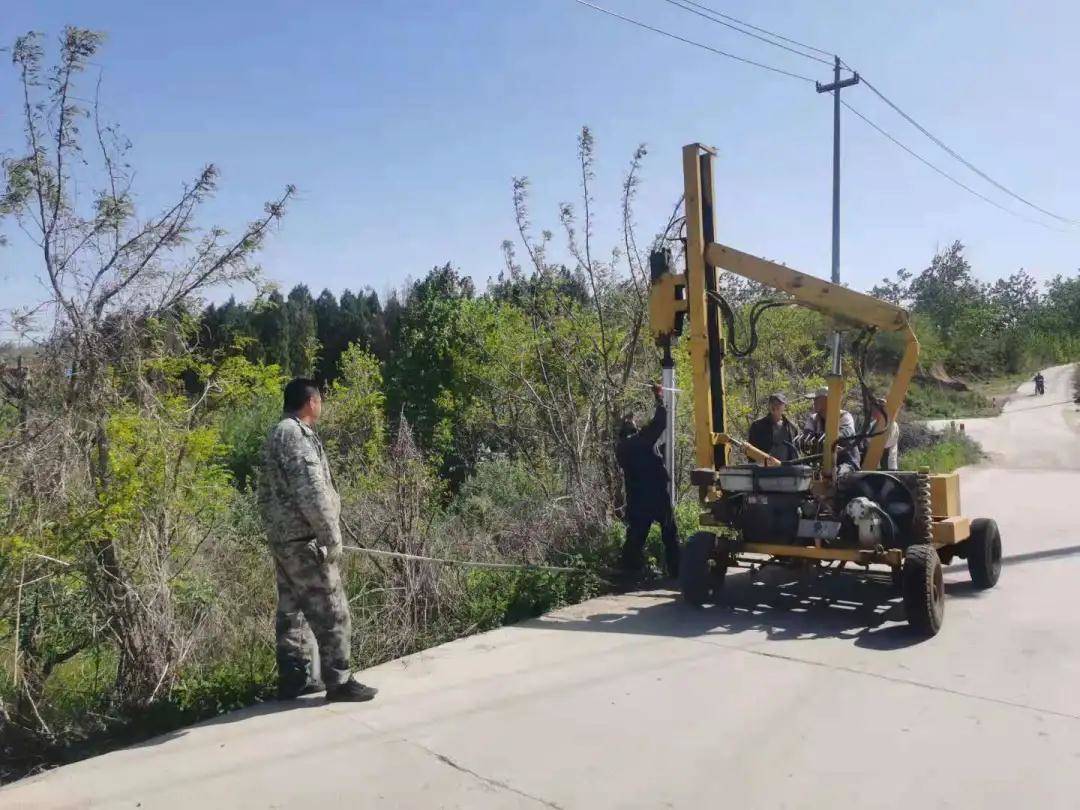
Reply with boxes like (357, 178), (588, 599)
(326, 679), (378, 703)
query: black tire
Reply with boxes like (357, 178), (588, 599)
(967, 518), (1002, 589)
(902, 544), (944, 637)
(680, 531), (726, 606)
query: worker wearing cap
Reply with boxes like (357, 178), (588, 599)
(747, 393), (799, 463)
(803, 386), (861, 472)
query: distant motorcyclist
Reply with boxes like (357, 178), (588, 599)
(1034, 372), (1045, 396)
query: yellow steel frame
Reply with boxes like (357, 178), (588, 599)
(930, 472), (962, 518)
(679, 144), (920, 478)
(650, 144), (984, 571)
(699, 511), (969, 562)
(714, 433), (778, 466)
(739, 543), (903, 568)
(932, 516), (970, 545)
(670, 143), (968, 566)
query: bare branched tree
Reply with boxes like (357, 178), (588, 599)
(0, 28), (294, 714)
(497, 127), (678, 515)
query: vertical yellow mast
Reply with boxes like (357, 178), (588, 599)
(682, 144), (728, 471)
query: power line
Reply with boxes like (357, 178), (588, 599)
(657, 0), (833, 66)
(664, 4), (1074, 225)
(571, 0), (817, 84)
(841, 100), (1064, 231)
(849, 68), (1078, 226)
(572, 0), (1073, 229)
(670, 0), (834, 59)
(672, 5), (1072, 225)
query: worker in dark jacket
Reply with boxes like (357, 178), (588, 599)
(616, 384), (680, 580)
(747, 393), (799, 463)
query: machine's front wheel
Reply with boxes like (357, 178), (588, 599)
(680, 531), (726, 607)
(967, 518), (1002, 589)
(903, 544), (945, 637)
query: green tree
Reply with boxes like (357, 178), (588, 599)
(253, 290), (290, 370)
(385, 264), (477, 472)
(989, 270), (1040, 330)
(1040, 272), (1080, 333)
(314, 289), (343, 381)
(870, 267), (913, 306)
(322, 344), (386, 466)
(285, 285), (318, 376)
(212, 354), (286, 489)
(908, 241), (986, 338)
(0, 27), (293, 721)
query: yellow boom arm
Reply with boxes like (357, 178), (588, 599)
(650, 144), (919, 475)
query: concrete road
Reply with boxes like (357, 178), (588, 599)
(6, 365), (1079, 809)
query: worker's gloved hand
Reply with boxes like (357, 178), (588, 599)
(651, 382), (663, 400)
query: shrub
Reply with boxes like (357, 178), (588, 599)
(900, 426), (982, 473)
(904, 382), (997, 419)
(219, 392), (281, 490)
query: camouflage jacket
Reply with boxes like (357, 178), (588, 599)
(258, 415), (341, 551)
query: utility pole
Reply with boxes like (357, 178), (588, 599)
(661, 342), (676, 508)
(816, 55), (859, 374)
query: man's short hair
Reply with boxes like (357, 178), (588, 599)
(283, 377), (321, 412)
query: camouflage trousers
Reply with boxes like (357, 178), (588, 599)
(272, 540), (352, 689)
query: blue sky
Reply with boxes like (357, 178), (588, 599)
(2, 0), (1077, 326)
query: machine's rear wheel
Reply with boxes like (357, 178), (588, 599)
(680, 531), (726, 606)
(902, 544), (944, 637)
(967, 518), (1002, 589)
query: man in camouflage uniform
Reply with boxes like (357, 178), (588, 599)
(258, 377), (377, 703)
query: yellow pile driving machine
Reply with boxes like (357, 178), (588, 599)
(649, 144), (1002, 636)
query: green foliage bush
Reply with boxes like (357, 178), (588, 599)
(321, 344), (386, 465)
(900, 427), (982, 473)
(220, 393), (282, 490)
(451, 456), (559, 530)
(872, 242), (1080, 377)
(456, 565), (601, 633)
(903, 382), (997, 419)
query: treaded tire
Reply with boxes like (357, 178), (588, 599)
(903, 544), (944, 637)
(680, 531), (726, 607)
(967, 518), (1002, 589)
